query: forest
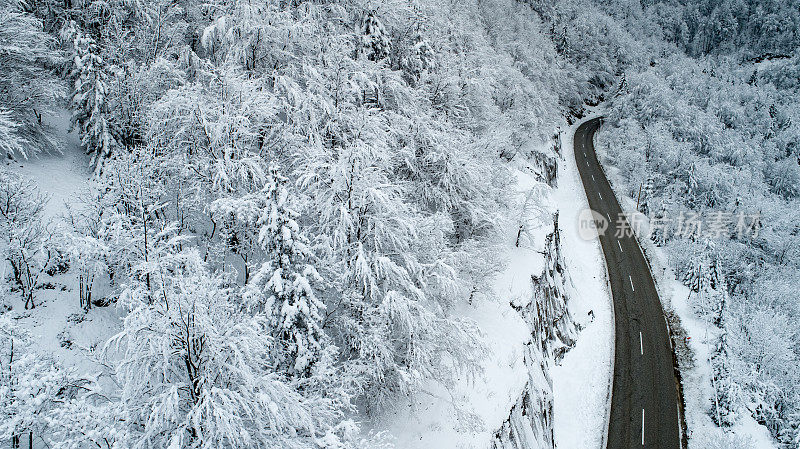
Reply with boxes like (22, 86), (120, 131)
(1, 0), (799, 446)
(1, 0), (572, 446)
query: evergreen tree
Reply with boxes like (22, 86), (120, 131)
(246, 164), (326, 378)
(359, 11), (390, 62)
(710, 333), (738, 427)
(62, 22), (112, 173)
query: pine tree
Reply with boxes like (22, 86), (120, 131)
(682, 243), (729, 324)
(399, 32), (435, 82)
(246, 165), (325, 378)
(710, 332), (738, 427)
(63, 22), (112, 174)
(360, 11), (390, 62)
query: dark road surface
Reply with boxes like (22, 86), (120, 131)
(573, 118), (681, 449)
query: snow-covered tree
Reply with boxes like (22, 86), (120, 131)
(200, 1), (303, 73)
(64, 187), (122, 295)
(0, 316), (90, 448)
(63, 233), (108, 311)
(146, 74), (278, 274)
(399, 31), (434, 81)
(709, 334), (739, 427)
(682, 251), (727, 326)
(359, 11), (390, 62)
(0, 170), (55, 309)
(297, 110), (483, 409)
(209, 191), (264, 285)
(91, 145), (190, 291)
(0, 110), (28, 160)
(0, 0), (62, 159)
(104, 245), (355, 448)
(767, 158), (800, 199)
(244, 165), (325, 378)
(62, 21), (113, 173)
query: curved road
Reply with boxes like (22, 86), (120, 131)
(573, 118), (681, 449)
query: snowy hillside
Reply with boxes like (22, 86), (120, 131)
(3, 0), (800, 447)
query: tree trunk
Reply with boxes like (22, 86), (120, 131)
(79, 274), (84, 309)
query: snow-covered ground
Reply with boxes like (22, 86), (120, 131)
(551, 118), (614, 449)
(13, 109), (91, 220)
(5, 108), (120, 373)
(376, 297), (532, 448)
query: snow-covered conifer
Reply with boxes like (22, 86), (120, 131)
(359, 11), (390, 62)
(246, 164), (325, 377)
(62, 22), (112, 173)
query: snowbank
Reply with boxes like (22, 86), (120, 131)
(551, 117), (614, 449)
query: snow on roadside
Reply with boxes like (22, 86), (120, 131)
(551, 117), (614, 449)
(671, 282), (778, 449)
(376, 295), (532, 448)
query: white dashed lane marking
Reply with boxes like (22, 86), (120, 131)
(640, 331), (644, 355)
(641, 409), (645, 445)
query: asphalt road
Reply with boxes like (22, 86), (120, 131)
(573, 118), (681, 449)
